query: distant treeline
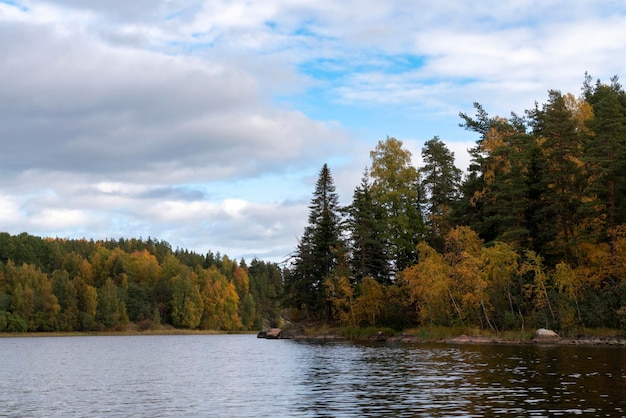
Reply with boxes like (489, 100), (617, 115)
(0, 233), (283, 332)
(284, 74), (626, 333)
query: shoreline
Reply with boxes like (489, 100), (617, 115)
(277, 325), (626, 346)
(2, 327), (625, 346)
(393, 334), (626, 346)
(0, 329), (256, 338)
(282, 333), (626, 346)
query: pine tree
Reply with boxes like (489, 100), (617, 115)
(476, 115), (537, 249)
(528, 90), (590, 263)
(583, 75), (626, 230)
(420, 136), (462, 251)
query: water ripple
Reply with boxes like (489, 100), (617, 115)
(0, 336), (624, 417)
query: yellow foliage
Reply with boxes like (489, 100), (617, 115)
(445, 226), (483, 260)
(199, 266), (241, 330)
(128, 250), (161, 285)
(353, 277), (384, 326)
(564, 92), (594, 136)
(521, 251), (555, 321)
(324, 275), (354, 326)
(404, 243), (453, 324)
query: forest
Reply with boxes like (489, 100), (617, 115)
(1, 74), (625, 334)
(0, 233), (283, 332)
(285, 74), (626, 333)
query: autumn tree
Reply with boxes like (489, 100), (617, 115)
(369, 137), (425, 272)
(199, 266), (241, 330)
(444, 226), (492, 329)
(403, 242), (455, 325)
(353, 276), (385, 327)
(521, 250), (555, 328)
(324, 274), (355, 327)
(479, 242), (522, 330)
(232, 264), (256, 330)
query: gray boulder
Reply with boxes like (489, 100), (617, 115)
(534, 328), (560, 341)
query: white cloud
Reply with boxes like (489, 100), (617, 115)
(30, 208), (89, 229)
(1, 0), (625, 262)
(0, 194), (23, 226)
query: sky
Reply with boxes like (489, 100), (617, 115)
(2, 1), (626, 264)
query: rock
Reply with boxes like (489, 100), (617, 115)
(534, 328), (560, 341)
(265, 328), (282, 339)
(257, 328), (282, 338)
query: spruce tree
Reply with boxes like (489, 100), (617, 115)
(287, 164), (343, 319)
(344, 171), (390, 285)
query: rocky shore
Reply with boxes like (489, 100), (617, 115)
(259, 327), (626, 346)
(388, 328), (626, 346)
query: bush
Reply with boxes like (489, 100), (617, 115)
(6, 313), (28, 333)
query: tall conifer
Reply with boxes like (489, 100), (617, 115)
(287, 164), (343, 319)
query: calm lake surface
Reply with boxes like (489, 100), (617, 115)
(0, 334), (624, 417)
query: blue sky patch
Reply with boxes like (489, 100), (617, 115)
(0, 0), (27, 11)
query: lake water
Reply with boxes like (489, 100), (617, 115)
(0, 334), (624, 417)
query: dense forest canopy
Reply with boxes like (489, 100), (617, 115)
(285, 74), (626, 332)
(2, 74), (625, 333)
(0, 233), (283, 332)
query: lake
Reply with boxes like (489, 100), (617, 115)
(0, 334), (624, 417)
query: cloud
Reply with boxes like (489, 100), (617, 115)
(0, 14), (350, 185)
(0, 193), (23, 227)
(1, 0), (626, 262)
(30, 208), (89, 229)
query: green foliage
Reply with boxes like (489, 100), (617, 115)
(344, 171), (391, 284)
(171, 273), (203, 329)
(96, 278), (125, 329)
(0, 233), (283, 332)
(369, 137), (425, 272)
(4, 75), (626, 335)
(248, 258), (283, 328)
(420, 136), (462, 250)
(286, 163), (344, 320)
(341, 326), (395, 339)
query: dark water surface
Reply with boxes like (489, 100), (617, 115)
(0, 334), (624, 417)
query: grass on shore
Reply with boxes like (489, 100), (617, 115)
(2, 322), (623, 341)
(290, 323), (624, 342)
(0, 323), (257, 338)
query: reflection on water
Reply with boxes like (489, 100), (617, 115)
(292, 341), (626, 417)
(0, 335), (624, 417)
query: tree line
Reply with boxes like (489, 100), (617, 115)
(285, 74), (626, 332)
(2, 74), (625, 334)
(0, 233), (283, 332)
